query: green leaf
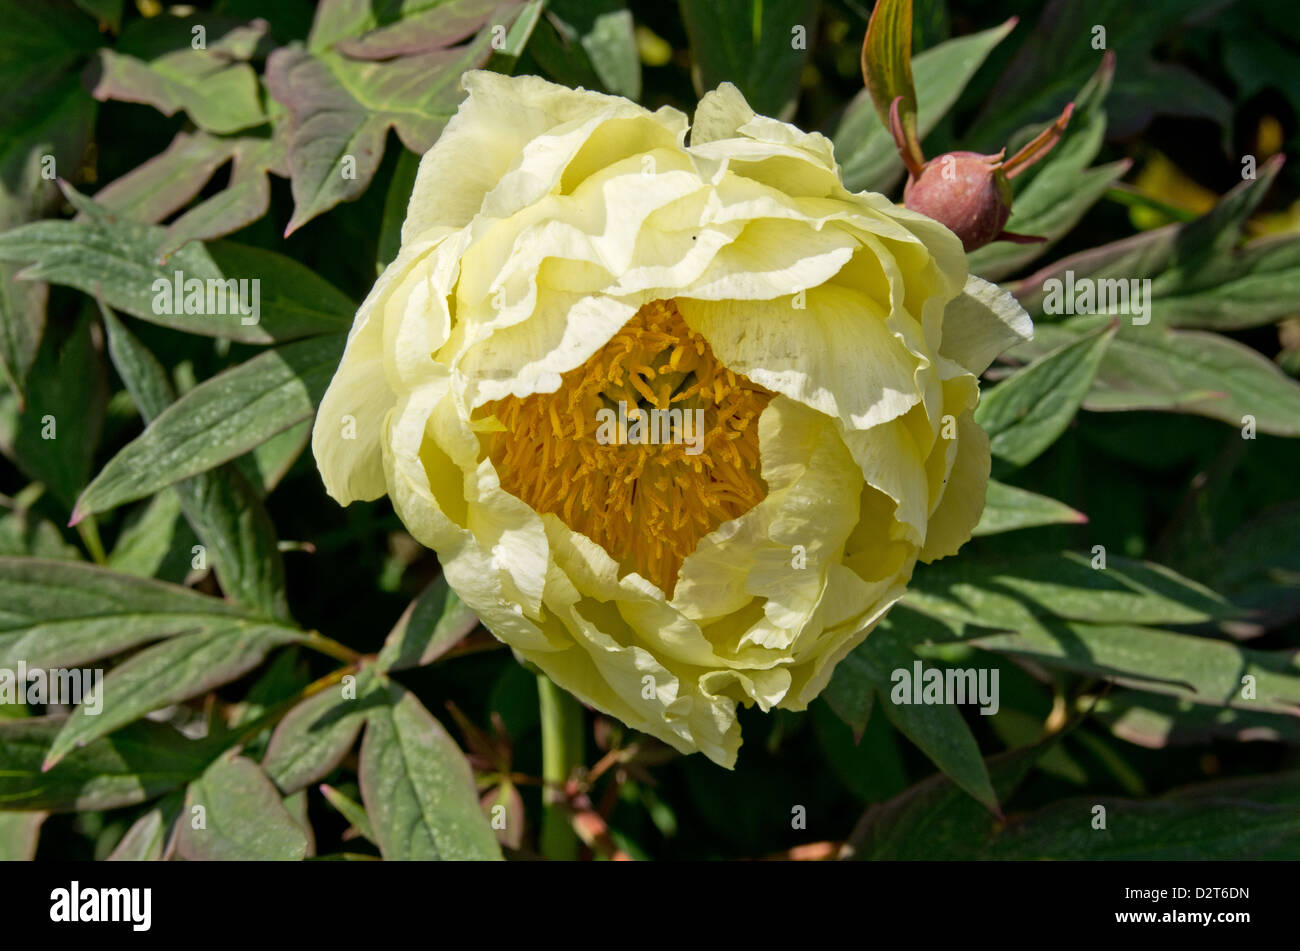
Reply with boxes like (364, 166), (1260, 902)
(968, 57), (1127, 281)
(72, 0), (122, 32)
(43, 621), (301, 769)
(0, 557), (260, 669)
(1091, 691), (1300, 749)
(90, 17), (268, 135)
(176, 753), (309, 860)
(377, 574), (480, 672)
(679, 0), (819, 121)
(319, 782), (376, 843)
(103, 306), (289, 617)
(0, 716), (216, 812)
(1211, 501), (1300, 637)
(264, 666), (386, 794)
(835, 18), (1016, 193)
(0, 313), (105, 510)
(973, 480), (1087, 536)
(105, 491), (197, 583)
(968, 624), (1300, 716)
(820, 650), (875, 738)
(307, 0), (518, 55)
(1149, 234), (1300, 331)
(0, 504), (82, 560)
(837, 616), (999, 812)
(0, 194), (353, 344)
(91, 129), (248, 225)
(859, 0), (920, 170)
(969, 0), (1208, 152)
(0, 71), (96, 400)
(974, 322), (1114, 467)
(376, 147), (419, 274)
(982, 774), (1300, 859)
(73, 333), (345, 520)
(1017, 317), (1300, 437)
(359, 681), (503, 860)
(548, 0), (641, 100)
(845, 742), (1045, 859)
(904, 551), (1231, 630)
(0, 809), (45, 859)
(92, 128), (292, 258)
(106, 792), (182, 860)
(1012, 156), (1286, 316)
(267, 13), (502, 235)
(848, 742), (1300, 859)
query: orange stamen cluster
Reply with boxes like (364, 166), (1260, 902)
(482, 299), (773, 595)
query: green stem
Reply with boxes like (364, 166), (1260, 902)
(301, 629), (364, 664)
(537, 674), (584, 861)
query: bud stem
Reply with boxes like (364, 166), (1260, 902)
(538, 673), (585, 860)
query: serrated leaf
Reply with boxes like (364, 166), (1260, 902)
(360, 682), (503, 860)
(93, 129), (290, 257)
(377, 574), (479, 672)
(43, 621), (301, 769)
(264, 666), (386, 794)
(90, 17), (269, 135)
(679, 0), (820, 121)
(267, 28), (498, 235)
(0, 716), (216, 811)
(177, 753), (309, 860)
(307, 0), (514, 55)
(835, 18), (1016, 193)
(73, 333), (345, 519)
(975, 322), (1114, 467)
(91, 129), (242, 225)
(973, 480), (1087, 536)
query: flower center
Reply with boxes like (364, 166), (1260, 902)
(482, 299), (773, 595)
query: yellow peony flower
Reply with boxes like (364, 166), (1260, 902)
(312, 72), (1032, 767)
